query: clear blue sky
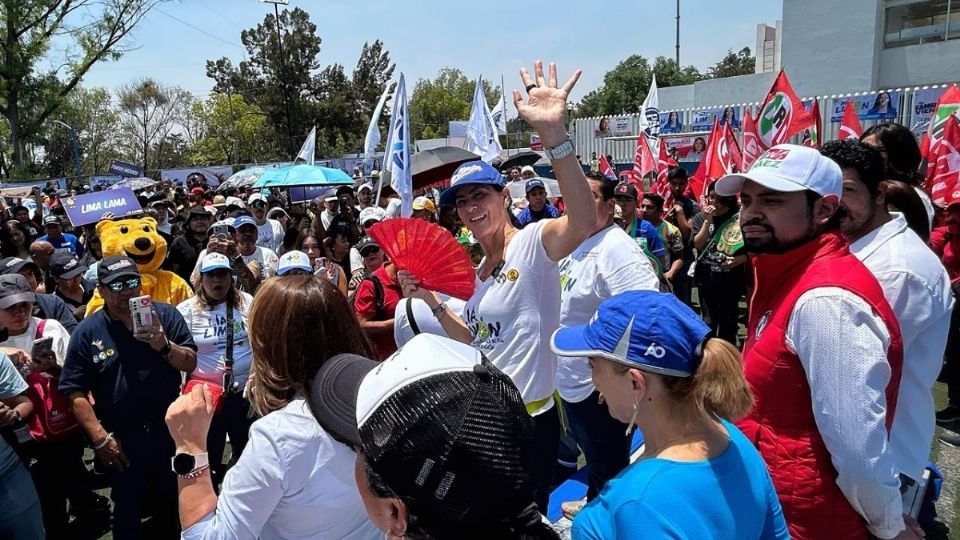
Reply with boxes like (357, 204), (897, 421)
(77, 0), (784, 110)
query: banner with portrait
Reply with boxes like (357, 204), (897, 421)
(911, 87), (947, 133)
(160, 165), (232, 187)
(691, 108), (720, 132)
(663, 135), (709, 163)
(660, 112), (684, 134)
(829, 91), (901, 122)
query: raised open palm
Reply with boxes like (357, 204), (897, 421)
(513, 61), (581, 137)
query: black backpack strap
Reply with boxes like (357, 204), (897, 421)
(405, 299), (420, 336)
(370, 275), (385, 319)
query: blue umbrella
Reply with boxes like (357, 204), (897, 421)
(253, 164), (354, 188)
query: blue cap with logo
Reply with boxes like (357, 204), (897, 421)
(277, 250), (313, 275)
(525, 178), (545, 194)
(439, 161), (506, 207)
(233, 215), (258, 230)
(550, 290), (711, 378)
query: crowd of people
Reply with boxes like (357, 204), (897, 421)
(0, 60), (956, 540)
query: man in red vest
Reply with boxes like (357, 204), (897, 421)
(714, 144), (918, 540)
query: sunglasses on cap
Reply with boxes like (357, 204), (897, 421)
(103, 277), (141, 293)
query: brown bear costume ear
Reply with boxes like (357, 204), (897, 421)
(95, 219), (111, 238)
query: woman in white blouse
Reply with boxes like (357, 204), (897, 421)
(165, 275), (380, 539)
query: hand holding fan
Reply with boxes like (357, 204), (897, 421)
(366, 218), (476, 299)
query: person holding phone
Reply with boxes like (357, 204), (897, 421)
(0, 273), (96, 537)
(60, 255), (197, 539)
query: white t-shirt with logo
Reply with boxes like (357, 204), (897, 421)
(462, 220), (560, 412)
(256, 219), (285, 253)
(1, 317), (70, 367)
(177, 293), (254, 388)
(555, 225), (659, 403)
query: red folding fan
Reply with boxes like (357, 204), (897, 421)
(367, 218), (476, 299)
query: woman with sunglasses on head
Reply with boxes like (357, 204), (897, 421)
(399, 61), (596, 509)
(177, 252), (254, 488)
(552, 290), (789, 539)
(164, 276), (381, 539)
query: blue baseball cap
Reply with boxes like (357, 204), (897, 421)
(525, 178), (545, 193)
(439, 161), (506, 207)
(233, 215), (257, 230)
(199, 252), (232, 274)
(277, 250), (313, 275)
(551, 290), (711, 378)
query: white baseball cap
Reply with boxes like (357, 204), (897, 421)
(359, 206), (386, 225)
(199, 252), (232, 274)
(277, 250), (313, 275)
(247, 193), (268, 205)
(714, 144), (842, 199)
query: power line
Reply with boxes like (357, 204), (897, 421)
(195, 0), (247, 32)
(154, 7), (246, 52)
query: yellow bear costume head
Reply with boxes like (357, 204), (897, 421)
(96, 217), (167, 274)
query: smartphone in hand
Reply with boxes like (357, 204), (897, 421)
(31, 337), (54, 362)
(129, 296), (153, 334)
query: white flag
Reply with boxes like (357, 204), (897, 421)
(466, 75), (503, 162)
(490, 94), (507, 135)
(364, 84), (392, 165)
(387, 74), (413, 217)
(295, 126), (316, 166)
(637, 75), (660, 157)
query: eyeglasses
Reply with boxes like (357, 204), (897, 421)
(104, 277), (141, 293)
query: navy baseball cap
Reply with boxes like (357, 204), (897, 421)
(439, 161), (506, 207)
(525, 178), (545, 194)
(233, 215), (257, 230)
(551, 290), (711, 378)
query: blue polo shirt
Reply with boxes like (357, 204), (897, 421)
(626, 217), (666, 258)
(59, 302), (195, 431)
(36, 232), (83, 257)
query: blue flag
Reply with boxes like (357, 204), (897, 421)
(388, 74), (413, 217)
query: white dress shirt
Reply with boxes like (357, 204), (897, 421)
(786, 287), (904, 540)
(850, 213), (954, 480)
(182, 398), (380, 540)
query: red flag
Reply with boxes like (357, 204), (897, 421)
(597, 153), (617, 181)
(654, 138), (671, 194)
(925, 115), (960, 205)
(921, 85), (960, 159)
(838, 100), (863, 140)
(723, 123), (744, 174)
(742, 108), (761, 171)
(755, 70), (813, 150)
(801, 100), (822, 149)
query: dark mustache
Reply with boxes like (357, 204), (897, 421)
(740, 218), (772, 230)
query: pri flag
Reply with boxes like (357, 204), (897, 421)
(654, 139), (675, 214)
(388, 74), (413, 217)
(801, 100), (822, 149)
(295, 126), (316, 166)
(925, 114), (960, 206)
(742, 108), (761, 171)
(921, 85), (960, 159)
(598, 153), (617, 181)
(838, 100), (863, 140)
(755, 70), (813, 150)
(722, 123), (744, 175)
(466, 75), (503, 162)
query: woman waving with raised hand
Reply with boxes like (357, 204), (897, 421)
(398, 60), (595, 509)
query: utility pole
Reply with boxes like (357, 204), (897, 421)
(261, 0), (295, 158)
(675, 0), (681, 67)
(53, 120), (82, 184)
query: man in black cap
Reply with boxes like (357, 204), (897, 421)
(166, 206), (212, 284)
(0, 256), (77, 332)
(50, 252), (94, 321)
(60, 255), (197, 539)
(517, 178), (561, 227)
(37, 215), (83, 257)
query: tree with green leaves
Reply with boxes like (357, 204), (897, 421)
(186, 93), (270, 166)
(707, 47), (756, 79)
(43, 86), (120, 177)
(575, 56), (703, 118)
(407, 68), (499, 140)
(116, 78), (190, 170)
(0, 0), (165, 178)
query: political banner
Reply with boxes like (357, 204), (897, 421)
(612, 117), (633, 137)
(717, 106), (740, 130)
(829, 91), (901, 122)
(108, 159), (143, 178)
(663, 135), (709, 162)
(530, 133), (543, 151)
(160, 166), (232, 187)
(691, 108), (721, 132)
(61, 186), (142, 227)
(911, 87), (947, 133)
(660, 111), (683, 134)
(89, 176), (123, 189)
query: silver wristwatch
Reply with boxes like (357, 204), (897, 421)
(545, 138), (575, 161)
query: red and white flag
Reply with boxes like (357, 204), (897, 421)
(597, 153), (617, 182)
(722, 122), (744, 174)
(742, 108), (761, 171)
(689, 120), (720, 204)
(838, 100), (863, 140)
(921, 85), (960, 159)
(926, 114), (960, 205)
(628, 130), (656, 186)
(801, 100), (822, 149)
(754, 70), (813, 150)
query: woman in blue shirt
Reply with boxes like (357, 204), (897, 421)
(551, 290), (790, 540)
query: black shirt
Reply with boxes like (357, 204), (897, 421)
(59, 302), (196, 431)
(53, 279), (95, 311)
(690, 210), (745, 277)
(35, 293), (78, 334)
(167, 234), (207, 284)
(669, 195), (702, 268)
